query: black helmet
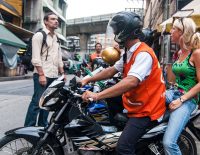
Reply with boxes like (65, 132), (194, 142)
(141, 28), (154, 47)
(108, 11), (143, 46)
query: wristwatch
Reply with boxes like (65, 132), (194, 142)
(179, 97), (184, 103)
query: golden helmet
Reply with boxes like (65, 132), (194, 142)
(101, 47), (120, 65)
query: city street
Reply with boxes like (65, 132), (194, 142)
(0, 78), (199, 154)
(0, 74), (76, 137)
(0, 79), (33, 137)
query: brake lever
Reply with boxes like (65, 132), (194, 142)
(74, 93), (93, 101)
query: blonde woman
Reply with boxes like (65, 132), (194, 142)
(163, 17), (200, 155)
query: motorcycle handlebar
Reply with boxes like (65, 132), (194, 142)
(73, 93), (93, 102)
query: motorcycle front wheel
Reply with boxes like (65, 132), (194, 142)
(0, 135), (63, 155)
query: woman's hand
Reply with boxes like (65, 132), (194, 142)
(169, 98), (183, 110)
(82, 90), (99, 102)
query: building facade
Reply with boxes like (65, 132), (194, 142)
(143, 0), (195, 63)
(23, 0), (68, 52)
(0, 0), (69, 76)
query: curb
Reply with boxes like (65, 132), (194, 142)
(0, 75), (33, 82)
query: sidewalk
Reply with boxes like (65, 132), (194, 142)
(0, 72), (33, 82)
(0, 73), (75, 82)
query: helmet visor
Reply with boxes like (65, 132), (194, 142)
(105, 20), (121, 48)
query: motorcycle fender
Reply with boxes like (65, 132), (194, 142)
(5, 126), (45, 141)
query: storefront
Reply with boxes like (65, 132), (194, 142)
(0, 24), (26, 76)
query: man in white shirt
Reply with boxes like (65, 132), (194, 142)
(24, 12), (66, 127)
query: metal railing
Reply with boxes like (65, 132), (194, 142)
(67, 8), (144, 25)
(67, 13), (115, 25)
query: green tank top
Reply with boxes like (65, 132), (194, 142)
(172, 53), (199, 104)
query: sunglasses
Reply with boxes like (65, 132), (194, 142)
(178, 17), (185, 33)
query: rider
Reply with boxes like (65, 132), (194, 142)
(81, 11), (166, 155)
(163, 17), (200, 155)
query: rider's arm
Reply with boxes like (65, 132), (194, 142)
(97, 75), (140, 99)
(84, 66), (118, 83)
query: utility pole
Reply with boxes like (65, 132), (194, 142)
(160, 0), (170, 64)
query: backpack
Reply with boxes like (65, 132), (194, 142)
(21, 29), (47, 71)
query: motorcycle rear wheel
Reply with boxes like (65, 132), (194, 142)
(137, 130), (197, 155)
(177, 130), (197, 155)
(0, 135), (63, 155)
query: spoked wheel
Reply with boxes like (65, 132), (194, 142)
(177, 130), (197, 155)
(136, 130), (197, 155)
(0, 136), (33, 155)
(0, 135), (63, 155)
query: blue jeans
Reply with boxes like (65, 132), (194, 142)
(24, 73), (56, 127)
(163, 88), (197, 155)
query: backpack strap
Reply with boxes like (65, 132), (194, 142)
(39, 30), (48, 61)
(39, 31), (60, 61)
(41, 30), (47, 51)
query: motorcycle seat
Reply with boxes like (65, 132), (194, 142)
(114, 113), (128, 123)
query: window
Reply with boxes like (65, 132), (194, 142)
(177, 0), (192, 10)
(58, 0), (63, 9)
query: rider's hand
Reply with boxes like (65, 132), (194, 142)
(39, 75), (47, 86)
(81, 77), (91, 87)
(82, 90), (99, 102)
(87, 65), (92, 71)
(113, 43), (120, 52)
(169, 98), (183, 110)
(63, 74), (67, 82)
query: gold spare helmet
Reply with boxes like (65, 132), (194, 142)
(101, 47), (120, 65)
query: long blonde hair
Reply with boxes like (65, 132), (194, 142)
(173, 17), (200, 49)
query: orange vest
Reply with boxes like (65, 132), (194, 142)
(122, 42), (166, 121)
(90, 52), (101, 62)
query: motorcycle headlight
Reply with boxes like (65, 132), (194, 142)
(44, 97), (59, 107)
(39, 88), (58, 110)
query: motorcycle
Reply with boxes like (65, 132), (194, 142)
(91, 57), (108, 71)
(0, 75), (198, 155)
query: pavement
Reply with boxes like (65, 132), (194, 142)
(0, 72), (33, 82)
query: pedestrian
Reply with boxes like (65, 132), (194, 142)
(163, 17), (200, 155)
(24, 12), (66, 127)
(81, 11), (166, 155)
(88, 42), (102, 70)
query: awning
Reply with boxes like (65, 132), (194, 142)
(4, 22), (34, 40)
(158, 0), (200, 33)
(158, 18), (173, 33)
(0, 0), (20, 17)
(0, 24), (26, 48)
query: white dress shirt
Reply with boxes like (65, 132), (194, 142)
(114, 42), (153, 81)
(31, 28), (63, 78)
